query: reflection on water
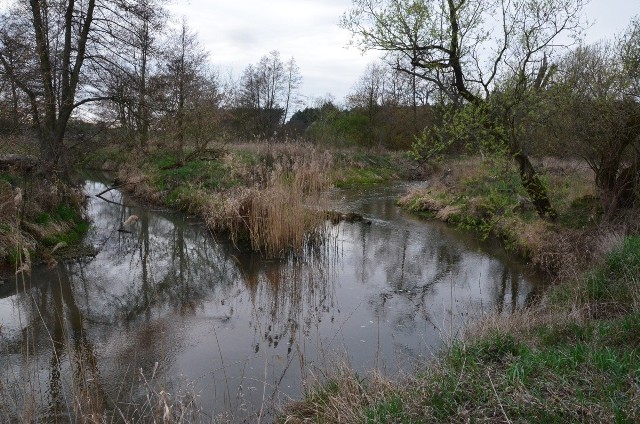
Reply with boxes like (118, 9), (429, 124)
(0, 180), (543, 421)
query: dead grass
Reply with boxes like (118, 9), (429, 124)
(118, 142), (333, 258)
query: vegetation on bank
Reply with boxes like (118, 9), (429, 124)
(0, 162), (89, 271)
(397, 155), (612, 277)
(85, 142), (410, 258)
(282, 235), (640, 423)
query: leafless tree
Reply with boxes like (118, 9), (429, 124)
(237, 50), (302, 138)
(0, 0), (168, 167)
(153, 20), (217, 164)
(101, 0), (167, 149)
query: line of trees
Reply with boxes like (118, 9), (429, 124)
(0, 0), (304, 167)
(1, 0), (638, 214)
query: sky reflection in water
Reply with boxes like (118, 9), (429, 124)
(0, 180), (542, 421)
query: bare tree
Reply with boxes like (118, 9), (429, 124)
(0, 16), (34, 132)
(621, 17), (640, 101)
(281, 57), (302, 126)
(154, 20), (212, 165)
(0, 1), (100, 165)
(0, 0), (167, 166)
(237, 50), (302, 138)
(104, 0), (167, 149)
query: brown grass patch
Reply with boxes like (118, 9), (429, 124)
(118, 142), (333, 258)
(221, 146), (332, 257)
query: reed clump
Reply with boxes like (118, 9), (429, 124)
(118, 141), (334, 258)
(228, 146), (332, 257)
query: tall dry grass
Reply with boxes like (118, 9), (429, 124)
(243, 184), (324, 257)
(231, 146), (332, 257)
(0, 179), (23, 262)
(118, 141), (335, 258)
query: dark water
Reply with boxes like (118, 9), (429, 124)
(0, 180), (543, 421)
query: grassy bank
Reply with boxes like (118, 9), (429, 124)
(282, 155), (639, 422)
(0, 164), (89, 271)
(282, 235), (640, 422)
(397, 156), (613, 278)
(86, 142), (412, 257)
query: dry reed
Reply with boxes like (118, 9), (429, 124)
(120, 142), (335, 258)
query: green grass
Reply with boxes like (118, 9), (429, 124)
(550, 236), (640, 315)
(41, 203), (90, 247)
(558, 195), (603, 229)
(0, 172), (17, 186)
(43, 220), (90, 247)
(364, 395), (406, 423)
(34, 212), (51, 225)
(145, 154), (241, 194)
(332, 151), (405, 188)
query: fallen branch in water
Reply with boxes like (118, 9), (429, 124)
(96, 182), (135, 197)
(325, 210), (371, 225)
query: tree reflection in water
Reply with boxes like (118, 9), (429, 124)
(0, 180), (544, 421)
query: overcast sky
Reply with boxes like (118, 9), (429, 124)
(169, 0), (637, 107)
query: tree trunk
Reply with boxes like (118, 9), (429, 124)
(513, 151), (557, 220)
(138, 18), (150, 150)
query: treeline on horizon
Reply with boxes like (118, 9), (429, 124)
(0, 0), (437, 153)
(0, 0), (639, 215)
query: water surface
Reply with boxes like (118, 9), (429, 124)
(0, 180), (542, 421)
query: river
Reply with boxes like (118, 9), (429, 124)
(0, 179), (543, 422)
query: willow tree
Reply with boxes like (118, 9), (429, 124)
(341, 0), (586, 219)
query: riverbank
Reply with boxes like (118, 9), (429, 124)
(84, 142), (413, 257)
(0, 156), (90, 273)
(283, 235), (639, 422)
(397, 156), (624, 278)
(282, 156), (640, 422)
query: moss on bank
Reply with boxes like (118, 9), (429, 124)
(282, 236), (640, 423)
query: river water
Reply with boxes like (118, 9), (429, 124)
(0, 180), (542, 422)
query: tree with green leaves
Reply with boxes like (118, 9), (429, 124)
(543, 20), (640, 213)
(341, 0), (587, 219)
